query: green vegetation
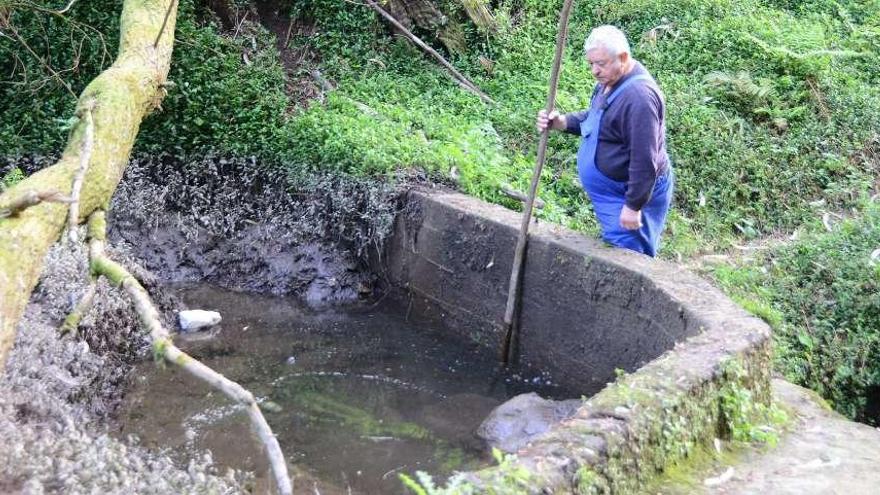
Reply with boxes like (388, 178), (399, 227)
(1, 168), (24, 190)
(1, 0), (878, 424)
(713, 201), (880, 424)
(719, 361), (789, 444)
(399, 447), (532, 495)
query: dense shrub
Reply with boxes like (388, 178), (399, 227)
(713, 201), (880, 424)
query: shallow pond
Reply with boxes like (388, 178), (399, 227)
(118, 285), (562, 494)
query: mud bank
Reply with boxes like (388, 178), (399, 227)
(108, 155), (403, 306)
(0, 241), (248, 493)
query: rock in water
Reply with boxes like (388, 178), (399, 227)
(476, 392), (581, 453)
(178, 310), (222, 332)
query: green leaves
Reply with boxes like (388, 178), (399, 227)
(712, 201), (880, 424)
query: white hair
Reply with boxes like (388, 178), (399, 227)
(583, 25), (631, 57)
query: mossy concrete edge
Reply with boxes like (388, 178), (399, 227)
(379, 189), (771, 493)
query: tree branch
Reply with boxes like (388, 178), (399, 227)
(67, 100), (95, 243)
(0, 189), (74, 218)
(364, 0), (495, 105)
(0, 0), (179, 368)
(86, 211), (293, 495)
(153, 0), (178, 48)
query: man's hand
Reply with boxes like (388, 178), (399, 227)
(536, 109), (564, 132)
(620, 205), (642, 230)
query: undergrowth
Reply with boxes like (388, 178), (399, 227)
(712, 199), (880, 424)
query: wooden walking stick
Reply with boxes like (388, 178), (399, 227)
(500, 0), (576, 364)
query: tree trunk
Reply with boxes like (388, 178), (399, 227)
(0, 0), (179, 368)
(460, 0), (496, 33)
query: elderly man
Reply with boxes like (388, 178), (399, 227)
(537, 25), (674, 257)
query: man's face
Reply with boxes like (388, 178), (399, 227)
(587, 47), (628, 87)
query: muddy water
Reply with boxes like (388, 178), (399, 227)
(118, 285), (562, 494)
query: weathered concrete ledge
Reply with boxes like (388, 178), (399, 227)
(375, 189), (772, 493)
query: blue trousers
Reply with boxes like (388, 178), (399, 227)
(579, 159), (674, 257)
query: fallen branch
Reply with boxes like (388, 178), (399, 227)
(60, 279), (96, 335)
(501, 185), (545, 210)
(364, 0), (495, 105)
(86, 211), (293, 495)
(0, 190), (74, 218)
(153, 0), (178, 48)
(67, 100), (96, 243)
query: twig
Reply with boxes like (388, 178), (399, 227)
(806, 77), (831, 121)
(60, 280), (96, 335)
(232, 11), (249, 39)
(363, 0), (494, 104)
(67, 100), (95, 243)
(6, 1), (111, 65)
(0, 190), (74, 218)
(10, 0), (79, 15)
(6, 22), (76, 98)
(501, 185), (545, 209)
(85, 211), (293, 495)
(153, 0), (177, 48)
(284, 17), (295, 49)
(50, 0), (78, 14)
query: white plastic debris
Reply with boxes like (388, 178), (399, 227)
(178, 310), (222, 332)
(703, 467), (734, 486)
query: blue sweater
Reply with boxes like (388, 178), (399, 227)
(564, 61), (670, 211)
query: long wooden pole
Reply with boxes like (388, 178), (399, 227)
(501, 0), (576, 364)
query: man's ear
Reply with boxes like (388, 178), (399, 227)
(618, 51), (630, 64)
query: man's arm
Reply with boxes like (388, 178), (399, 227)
(562, 110), (590, 136)
(622, 88), (664, 212)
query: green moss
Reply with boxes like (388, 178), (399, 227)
(173, 352), (192, 367)
(91, 256), (129, 285)
(717, 360), (789, 445)
(87, 211), (107, 241)
(642, 443), (744, 494)
(152, 337), (170, 365)
(575, 466), (603, 495)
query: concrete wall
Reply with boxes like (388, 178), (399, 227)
(378, 190), (711, 394)
(374, 189), (773, 493)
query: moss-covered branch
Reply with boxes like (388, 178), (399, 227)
(85, 211), (293, 495)
(0, 0), (179, 367)
(60, 279), (96, 335)
(0, 189), (74, 218)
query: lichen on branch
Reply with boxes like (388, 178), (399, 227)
(0, 0), (179, 368)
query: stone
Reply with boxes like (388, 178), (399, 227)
(476, 392), (582, 453)
(178, 310), (222, 332)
